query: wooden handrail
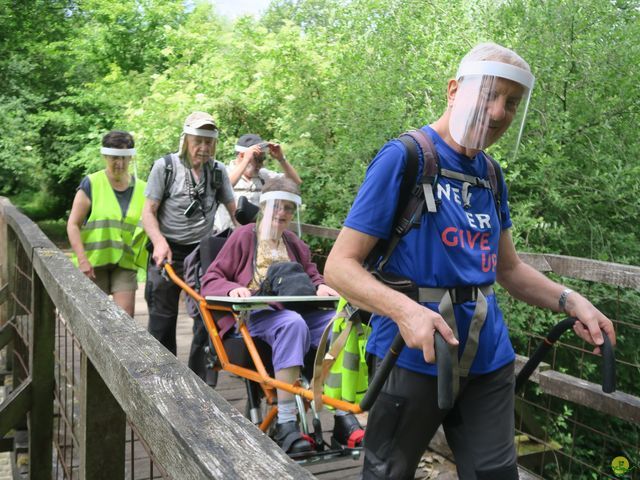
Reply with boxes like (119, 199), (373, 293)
(0, 198), (313, 480)
(300, 223), (640, 290)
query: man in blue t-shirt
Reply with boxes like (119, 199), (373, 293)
(325, 42), (616, 480)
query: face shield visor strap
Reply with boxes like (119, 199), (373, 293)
(256, 191), (302, 241)
(449, 61), (534, 153)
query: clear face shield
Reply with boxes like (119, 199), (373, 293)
(100, 147), (137, 179)
(256, 191), (302, 242)
(449, 61), (535, 158)
(178, 126), (218, 169)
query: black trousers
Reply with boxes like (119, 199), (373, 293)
(362, 359), (517, 480)
(188, 313), (218, 387)
(145, 243), (196, 356)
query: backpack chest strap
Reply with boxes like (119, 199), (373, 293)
(428, 168), (492, 210)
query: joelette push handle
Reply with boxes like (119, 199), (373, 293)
(515, 317), (616, 394)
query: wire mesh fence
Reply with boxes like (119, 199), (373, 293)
(53, 301), (169, 479)
(6, 224), (170, 480)
(502, 278), (638, 479)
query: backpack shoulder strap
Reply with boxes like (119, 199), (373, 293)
(162, 154), (174, 200)
(369, 132), (424, 270)
(206, 160), (224, 201)
(395, 135), (421, 227)
(483, 153), (504, 226)
(402, 129), (439, 213)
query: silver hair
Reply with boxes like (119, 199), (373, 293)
(460, 42), (530, 72)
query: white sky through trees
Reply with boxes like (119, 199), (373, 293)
(210, 0), (272, 19)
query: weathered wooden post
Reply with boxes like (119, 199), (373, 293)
(79, 352), (126, 479)
(29, 271), (54, 479)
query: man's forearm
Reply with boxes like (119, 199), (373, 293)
(224, 201), (239, 226)
(280, 159), (302, 185)
(142, 208), (165, 246)
(499, 260), (566, 312)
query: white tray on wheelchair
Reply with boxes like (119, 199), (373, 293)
(205, 295), (340, 311)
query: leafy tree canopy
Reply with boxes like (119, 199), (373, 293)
(1, 0), (638, 264)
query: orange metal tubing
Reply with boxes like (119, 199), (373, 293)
(164, 263), (202, 301)
(163, 264), (364, 415)
(259, 406), (278, 432)
(238, 323), (271, 379)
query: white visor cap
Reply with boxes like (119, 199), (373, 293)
(101, 147), (136, 156)
(456, 61), (535, 89)
(259, 191), (302, 205)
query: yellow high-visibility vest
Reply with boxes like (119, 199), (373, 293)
(73, 170), (147, 270)
(324, 300), (371, 404)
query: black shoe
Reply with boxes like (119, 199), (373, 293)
(274, 421), (313, 456)
(332, 414), (364, 448)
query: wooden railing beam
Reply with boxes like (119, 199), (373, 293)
(0, 323), (14, 351)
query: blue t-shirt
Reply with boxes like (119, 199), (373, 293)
(344, 126), (515, 376)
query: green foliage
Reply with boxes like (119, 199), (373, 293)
(3, 0), (638, 265)
(2, 1), (639, 476)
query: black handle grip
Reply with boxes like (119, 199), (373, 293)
(435, 331), (454, 410)
(359, 331), (457, 411)
(601, 331), (616, 393)
(359, 332), (405, 411)
(515, 317), (616, 394)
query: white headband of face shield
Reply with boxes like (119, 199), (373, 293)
(456, 61), (535, 89)
(259, 191), (302, 205)
(100, 147), (136, 156)
(182, 126), (219, 138)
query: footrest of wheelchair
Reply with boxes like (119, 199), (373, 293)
(330, 434), (364, 451)
(292, 443), (362, 465)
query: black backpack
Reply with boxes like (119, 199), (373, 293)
(255, 261), (317, 297)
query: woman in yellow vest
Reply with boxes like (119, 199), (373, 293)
(67, 131), (147, 317)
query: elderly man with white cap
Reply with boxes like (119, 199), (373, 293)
(214, 133), (302, 232)
(142, 111), (236, 357)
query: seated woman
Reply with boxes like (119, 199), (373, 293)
(200, 177), (363, 456)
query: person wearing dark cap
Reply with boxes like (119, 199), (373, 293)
(142, 111), (236, 356)
(214, 133), (302, 232)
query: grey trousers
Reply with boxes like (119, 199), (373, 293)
(362, 359), (517, 480)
